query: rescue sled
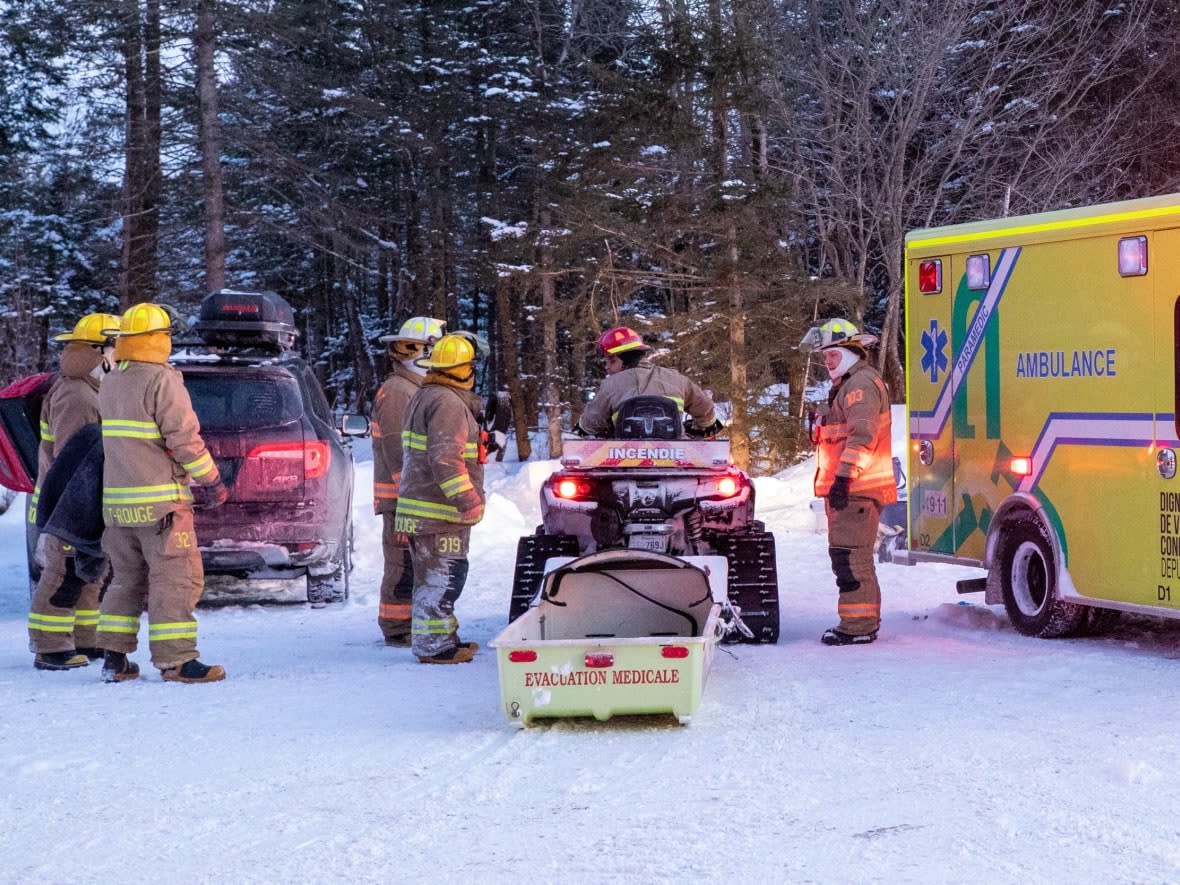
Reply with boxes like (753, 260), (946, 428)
(489, 549), (731, 727)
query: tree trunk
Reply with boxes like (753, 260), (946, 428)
(726, 219), (750, 470)
(142, 0), (160, 299)
(195, 0), (227, 292)
(496, 277), (532, 461)
(119, 0), (146, 306)
(538, 207), (563, 459)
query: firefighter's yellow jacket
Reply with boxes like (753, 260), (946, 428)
(30, 343), (103, 522)
(395, 379), (484, 534)
(371, 363), (423, 515)
(99, 354), (221, 527)
(579, 363), (716, 436)
(814, 359), (898, 504)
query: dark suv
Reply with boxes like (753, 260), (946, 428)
(175, 290), (366, 605)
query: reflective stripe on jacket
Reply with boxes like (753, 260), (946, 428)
(579, 363), (715, 436)
(814, 361), (897, 505)
(371, 364), (422, 514)
(99, 360), (221, 526)
(394, 381), (484, 535)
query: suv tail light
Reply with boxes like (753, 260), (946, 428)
(239, 440), (330, 490)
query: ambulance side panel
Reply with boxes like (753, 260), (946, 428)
(907, 201), (1180, 615)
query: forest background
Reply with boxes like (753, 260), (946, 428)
(3, 0), (1179, 471)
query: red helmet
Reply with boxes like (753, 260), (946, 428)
(596, 326), (650, 357)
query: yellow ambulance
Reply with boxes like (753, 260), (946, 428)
(900, 192), (1180, 636)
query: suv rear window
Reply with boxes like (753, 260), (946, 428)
(185, 370), (304, 431)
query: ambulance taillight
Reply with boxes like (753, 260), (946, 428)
(918, 259), (942, 294)
(1010, 456), (1033, 477)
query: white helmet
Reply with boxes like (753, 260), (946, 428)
(798, 318), (858, 353)
(379, 316), (445, 346)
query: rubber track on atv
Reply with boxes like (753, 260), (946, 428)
(508, 533), (581, 623)
(712, 530), (779, 643)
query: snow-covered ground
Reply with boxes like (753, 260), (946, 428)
(3, 444), (1180, 883)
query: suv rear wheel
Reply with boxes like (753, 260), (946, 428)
(307, 520), (352, 606)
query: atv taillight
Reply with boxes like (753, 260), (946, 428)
(552, 475), (595, 501)
(242, 440), (331, 488)
(714, 473), (743, 498)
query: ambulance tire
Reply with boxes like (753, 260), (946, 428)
(998, 519), (1084, 638)
(1070, 605), (1122, 637)
(508, 533), (580, 623)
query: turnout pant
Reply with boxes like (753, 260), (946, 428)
(408, 528), (471, 657)
(97, 509), (205, 670)
(378, 512), (414, 642)
(826, 497), (883, 636)
(28, 535), (104, 653)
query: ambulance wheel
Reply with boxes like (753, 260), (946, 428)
(1070, 605), (1122, 637)
(508, 533), (580, 623)
(998, 519), (1084, 638)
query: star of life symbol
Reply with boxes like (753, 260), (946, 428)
(920, 319), (948, 383)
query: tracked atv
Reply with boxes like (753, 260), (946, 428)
(508, 396), (779, 643)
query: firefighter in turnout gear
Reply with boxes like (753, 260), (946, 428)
(96, 302), (228, 683)
(27, 312), (120, 670)
(394, 334), (485, 664)
(811, 320), (896, 645)
(372, 316), (445, 646)
(575, 326), (720, 438)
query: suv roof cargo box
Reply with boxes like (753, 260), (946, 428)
(0, 371), (55, 492)
(193, 289), (298, 351)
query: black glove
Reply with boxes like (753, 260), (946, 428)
(571, 422), (589, 438)
(828, 475), (850, 512)
(685, 418), (723, 439)
(197, 478), (229, 510)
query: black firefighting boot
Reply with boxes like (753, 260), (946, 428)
(161, 659), (226, 683)
(820, 628), (878, 646)
(416, 642), (477, 665)
(34, 650), (89, 671)
(102, 651), (141, 682)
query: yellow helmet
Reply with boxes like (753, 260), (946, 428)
(417, 334), (476, 369)
(115, 302), (175, 337)
(54, 312), (122, 345)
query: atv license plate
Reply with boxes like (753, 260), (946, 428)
(628, 534), (669, 552)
